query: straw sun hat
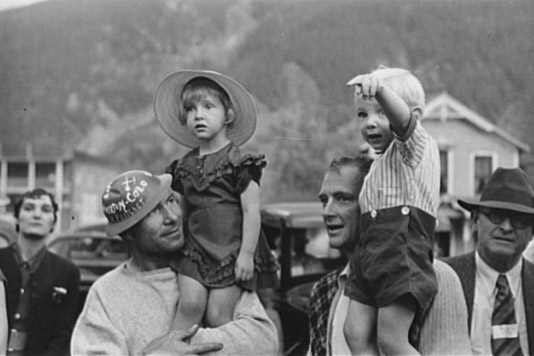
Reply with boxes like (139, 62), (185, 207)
(154, 70), (257, 148)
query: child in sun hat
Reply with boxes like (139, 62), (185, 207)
(154, 70), (279, 330)
(343, 66), (440, 355)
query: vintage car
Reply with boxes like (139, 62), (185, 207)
(261, 202), (346, 356)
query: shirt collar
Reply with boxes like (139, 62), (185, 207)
(475, 251), (522, 297)
(338, 263), (351, 289)
(11, 243), (48, 273)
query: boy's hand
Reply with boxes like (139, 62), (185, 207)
(235, 252), (254, 281)
(347, 74), (382, 101)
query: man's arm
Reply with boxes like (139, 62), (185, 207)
(190, 291), (279, 355)
(70, 290), (129, 355)
(419, 260), (472, 355)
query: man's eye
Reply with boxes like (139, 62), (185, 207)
(357, 112), (366, 119)
(338, 196), (352, 203)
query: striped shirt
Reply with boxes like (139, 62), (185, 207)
(360, 119), (440, 217)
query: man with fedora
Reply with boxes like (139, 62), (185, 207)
(71, 170), (278, 355)
(445, 167), (534, 355)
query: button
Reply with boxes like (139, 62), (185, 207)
(371, 210), (377, 218)
(20, 288), (25, 294)
(401, 206), (410, 215)
(14, 313), (21, 320)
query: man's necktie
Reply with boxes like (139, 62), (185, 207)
(491, 274), (523, 356)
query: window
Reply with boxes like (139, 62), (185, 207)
(35, 162), (56, 189)
(439, 150), (448, 194)
(7, 162), (28, 187)
(474, 156), (492, 195)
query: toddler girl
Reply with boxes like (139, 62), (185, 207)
(154, 70), (279, 330)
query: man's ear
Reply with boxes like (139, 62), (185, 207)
(411, 106), (423, 120)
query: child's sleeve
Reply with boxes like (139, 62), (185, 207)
(165, 159), (185, 194)
(234, 154), (267, 194)
(395, 119), (434, 168)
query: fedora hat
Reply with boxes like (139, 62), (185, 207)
(457, 167), (534, 215)
(154, 70), (257, 148)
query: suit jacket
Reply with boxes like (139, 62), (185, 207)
(0, 246), (80, 356)
(445, 252), (534, 353)
(308, 267), (343, 356)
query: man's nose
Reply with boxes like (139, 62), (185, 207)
(322, 199), (335, 216)
(163, 205), (180, 223)
(499, 216), (513, 231)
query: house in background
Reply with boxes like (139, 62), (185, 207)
(0, 142), (119, 234)
(421, 92), (531, 257)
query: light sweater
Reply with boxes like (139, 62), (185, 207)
(419, 260), (473, 355)
(71, 261), (278, 356)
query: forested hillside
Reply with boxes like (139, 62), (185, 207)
(1, 0), (533, 202)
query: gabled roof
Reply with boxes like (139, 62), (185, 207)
(423, 91), (530, 153)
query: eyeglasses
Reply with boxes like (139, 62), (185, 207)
(478, 209), (533, 230)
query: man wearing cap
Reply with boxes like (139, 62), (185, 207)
(71, 171), (278, 356)
(445, 167), (534, 355)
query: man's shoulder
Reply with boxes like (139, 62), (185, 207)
(91, 262), (128, 288)
(0, 246), (13, 260)
(442, 253), (473, 268)
(46, 248), (78, 269)
(523, 258), (534, 278)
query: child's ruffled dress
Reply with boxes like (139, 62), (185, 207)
(166, 142), (279, 290)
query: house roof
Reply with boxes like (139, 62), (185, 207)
(423, 91), (530, 153)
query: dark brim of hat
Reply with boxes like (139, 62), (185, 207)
(154, 70), (257, 148)
(106, 174), (172, 236)
(458, 198), (534, 215)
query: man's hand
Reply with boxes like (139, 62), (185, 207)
(142, 325), (223, 356)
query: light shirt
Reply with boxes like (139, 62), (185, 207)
(472, 252), (529, 355)
(359, 120), (440, 217)
(327, 264), (351, 356)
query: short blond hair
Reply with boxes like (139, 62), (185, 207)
(372, 66), (425, 110)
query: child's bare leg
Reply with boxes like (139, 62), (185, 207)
(377, 294), (420, 356)
(343, 300), (378, 356)
(204, 285), (241, 328)
(172, 274), (208, 331)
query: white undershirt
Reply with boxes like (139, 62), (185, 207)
(328, 264), (351, 356)
(471, 252), (529, 355)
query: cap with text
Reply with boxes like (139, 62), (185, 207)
(102, 171), (172, 236)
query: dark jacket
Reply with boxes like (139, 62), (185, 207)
(445, 252), (534, 353)
(0, 246), (80, 356)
